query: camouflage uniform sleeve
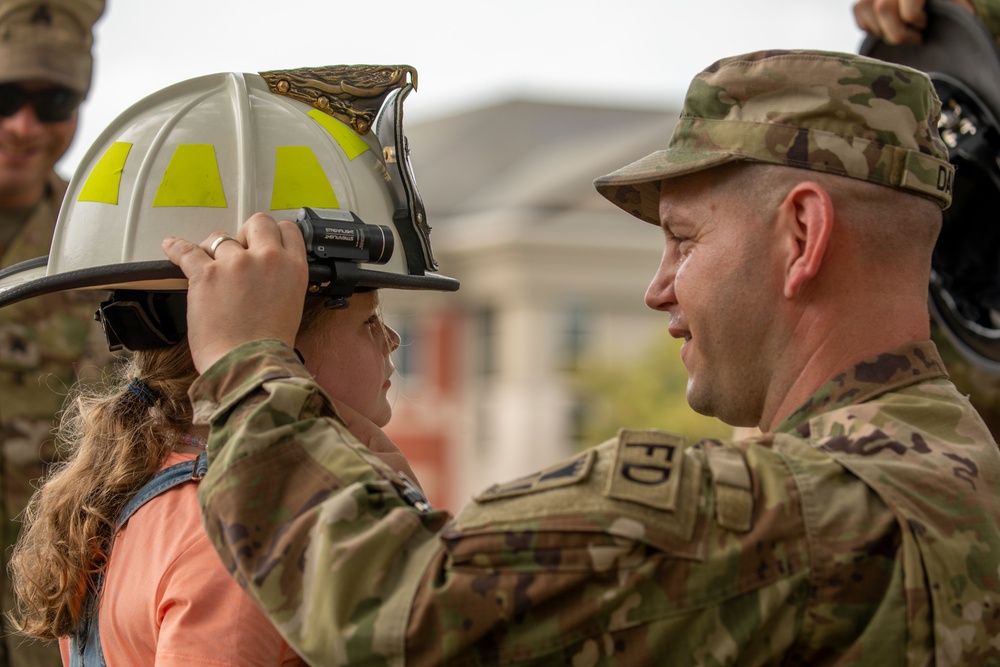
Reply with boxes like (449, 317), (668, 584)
(194, 343), (912, 665)
(192, 339), (451, 666)
(405, 433), (914, 665)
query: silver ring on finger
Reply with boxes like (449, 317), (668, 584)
(208, 235), (239, 259)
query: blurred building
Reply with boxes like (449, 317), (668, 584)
(382, 100), (679, 510)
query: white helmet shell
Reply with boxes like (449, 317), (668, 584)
(0, 66), (457, 305)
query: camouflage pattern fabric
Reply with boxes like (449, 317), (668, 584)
(0, 174), (116, 666)
(932, 322), (1000, 440)
(194, 339), (1000, 666)
(594, 49), (955, 225)
(970, 0), (1000, 48)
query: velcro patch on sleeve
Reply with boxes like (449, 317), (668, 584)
(604, 429), (685, 511)
(704, 444), (754, 533)
(474, 449), (596, 503)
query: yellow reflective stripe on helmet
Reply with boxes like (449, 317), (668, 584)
(152, 144), (228, 208)
(307, 109), (370, 160)
(77, 142), (133, 204)
(270, 146), (339, 210)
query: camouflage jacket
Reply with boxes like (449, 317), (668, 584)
(0, 173), (114, 666)
(972, 0), (1000, 47)
(194, 339), (1000, 666)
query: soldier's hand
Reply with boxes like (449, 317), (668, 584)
(162, 212), (309, 374)
(853, 0), (976, 44)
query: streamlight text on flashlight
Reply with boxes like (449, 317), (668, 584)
(295, 207), (394, 265)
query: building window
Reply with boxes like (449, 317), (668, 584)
(561, 304), (590, 371)
(387, 314), (420, 384)
(476, 306), (496, 377)
(568, 393), (589, 445)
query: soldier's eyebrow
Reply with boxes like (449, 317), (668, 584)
(658, 196), (689, 233)
(660, 210), (692, 237)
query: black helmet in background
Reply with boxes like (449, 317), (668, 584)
(862, 0), (1000, 373)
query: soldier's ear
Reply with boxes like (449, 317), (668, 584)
(778, 181), (833, 300)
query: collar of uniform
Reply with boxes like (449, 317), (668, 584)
(774, 340), (949, 435)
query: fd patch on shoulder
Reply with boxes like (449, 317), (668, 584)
(605, 428), (685, 511)
(474, 449), (596, 502)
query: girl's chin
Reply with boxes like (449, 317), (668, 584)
(372, 405), (392, 428)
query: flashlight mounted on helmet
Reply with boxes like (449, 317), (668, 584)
(295, 206), (395, 308)
(296, 207), (394, 266)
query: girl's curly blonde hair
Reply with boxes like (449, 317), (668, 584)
(7, 293), (352, 640)
(8, 341), (198, 639)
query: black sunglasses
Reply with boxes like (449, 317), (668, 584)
(0, 84), (82, 123)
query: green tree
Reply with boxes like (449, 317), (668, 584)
(573, 323), (1000, 448)
(572, 326), (735, 447)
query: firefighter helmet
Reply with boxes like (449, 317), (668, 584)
(0, 65), (458, 314)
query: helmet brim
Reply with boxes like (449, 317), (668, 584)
(0, 257), (459, 310)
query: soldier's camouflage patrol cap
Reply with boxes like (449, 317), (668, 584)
(594, 49), (955, 225)
(0, 0), (105, 95)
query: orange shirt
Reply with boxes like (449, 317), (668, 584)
(60, 452), (305, 666)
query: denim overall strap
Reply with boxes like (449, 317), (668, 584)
(69, 451), (208, 667)
(115, 452), (208, 528)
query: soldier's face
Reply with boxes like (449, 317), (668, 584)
(296, 291), (400, 428)
(0, 80), (78, 208)
(645, 172), (782, 427)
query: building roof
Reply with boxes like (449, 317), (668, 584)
(408, 99), (678, 223)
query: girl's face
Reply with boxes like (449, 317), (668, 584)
(295, 292), (401, 427)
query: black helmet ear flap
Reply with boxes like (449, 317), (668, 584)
(861, 0), (1000, 372)
(96, 291), (187, 352)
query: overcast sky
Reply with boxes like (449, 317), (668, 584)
(59, 0), (868, 176)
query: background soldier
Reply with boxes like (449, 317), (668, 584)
(0, 1), (107, 664)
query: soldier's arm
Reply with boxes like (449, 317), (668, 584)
(193, 338), (451, 665)
(195, 340), (908, 665)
